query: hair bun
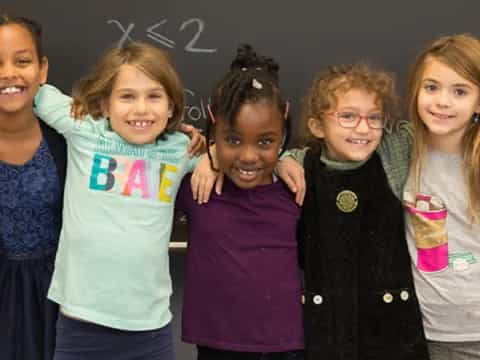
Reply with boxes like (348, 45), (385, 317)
(230, 44), (279, 81)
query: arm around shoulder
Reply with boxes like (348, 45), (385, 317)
(377, 120), (413, 199)
(277, 147), (308, 206)
(34, 84), (77, 136)
(279, 147), (308, 166)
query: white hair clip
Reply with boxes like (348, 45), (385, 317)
(252, 78), (263, 90)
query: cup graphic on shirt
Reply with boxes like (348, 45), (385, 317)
(404, 192), (448, 272)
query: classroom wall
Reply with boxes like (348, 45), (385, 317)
(4, 1), (480, 358)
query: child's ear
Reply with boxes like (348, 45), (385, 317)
(39, 57), (49, 85)
(308, 117), (325, 139)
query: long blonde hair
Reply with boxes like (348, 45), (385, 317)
(407, 33), (480, 222)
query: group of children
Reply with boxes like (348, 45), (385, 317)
(0, 8), (478, 360)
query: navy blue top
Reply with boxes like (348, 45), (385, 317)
(0, 138), (62, 257)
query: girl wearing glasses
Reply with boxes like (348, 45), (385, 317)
(275, 63), (430, 360)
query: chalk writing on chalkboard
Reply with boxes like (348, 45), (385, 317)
(184, 88), (209, 124)
(107, 18), (217, 54)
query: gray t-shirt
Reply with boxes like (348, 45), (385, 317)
(404, 149), (480, 342)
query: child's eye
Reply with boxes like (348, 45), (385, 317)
(16, 58), (32, 66)
(258, 138), (274, 147)
(120, 94), (134, 100)
(225, 136), (240, 145)
(150, 93), (164, 99)
(423, 84), (438, 92)
(366, 113), (385, 128)
(367, 113), (383, 121)
(453, 88), (467, 96)
(337, 112), (357, 122)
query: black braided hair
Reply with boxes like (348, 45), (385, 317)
(206, 44), (291, 171)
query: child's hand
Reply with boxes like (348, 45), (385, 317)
(180, 124), (206, 157)
(190, 149), (224, 204)
(276, 157), (306, 206)
(70, 99), (88, 120)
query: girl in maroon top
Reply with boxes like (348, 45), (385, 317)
(177, 44), (304, 360)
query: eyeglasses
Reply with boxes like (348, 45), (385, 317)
(325, 111), (386, 129)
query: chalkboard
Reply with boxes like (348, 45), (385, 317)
(5, 0), (480, 135)
(4, 2), (479, 359)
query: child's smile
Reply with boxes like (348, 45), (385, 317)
(346, 138), (372, 145)
(0, 24), (47, 116)
(309, 88), (383, 162)
(234, 164), (265, 183)
(428, 111), (455, 121)
(0, 85), (29, 107)
(126, 120), (155, 129)
(0, 85), (27, 95)
(104, 64), (173, 145)
(215, 102), (284, 189)
(417, 58), (480, 152)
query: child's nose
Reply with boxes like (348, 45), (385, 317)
(436, 90), (452, 108)
(239, 145), (258, 163)
(0, 62), (18, 79)
(354, 117), (370, 133)
(135, 99), (148, 113)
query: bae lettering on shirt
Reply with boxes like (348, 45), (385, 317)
(88, 138), (181, 203)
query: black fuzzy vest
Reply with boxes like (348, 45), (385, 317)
(299, 149), (429, 360)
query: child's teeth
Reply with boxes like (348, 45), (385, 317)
(0, 87), (22, 94)
(350, 139), (368, 144)
(131, 121), (151, 128)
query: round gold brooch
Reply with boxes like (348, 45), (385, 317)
(336, 190), (358, 213)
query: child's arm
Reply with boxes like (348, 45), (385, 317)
(376, 121), (413, 199)
(280, 148), (308, 165)
(276, 148), (307, 205)
(34, 84), (80, 136)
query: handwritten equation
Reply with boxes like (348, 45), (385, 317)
(107, 18), (217, 54)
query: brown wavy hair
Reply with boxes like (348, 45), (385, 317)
(407, 33), (480, 223)
(300, 62), (400, 151)
(72, 42), (185, 134)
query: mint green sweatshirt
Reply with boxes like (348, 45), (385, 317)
(35, 85), (196, 330)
